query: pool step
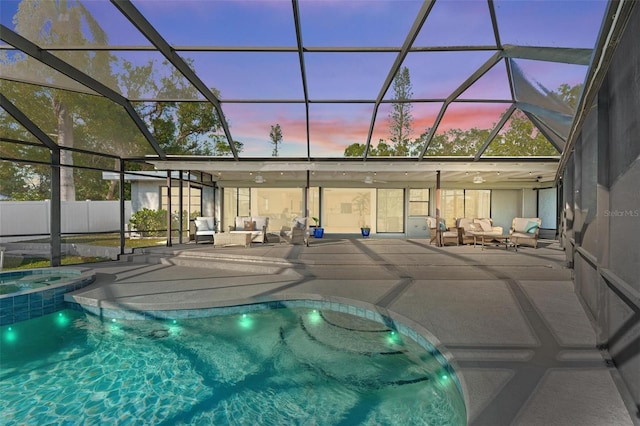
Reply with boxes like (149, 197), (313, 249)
(279, 310), (432, 388)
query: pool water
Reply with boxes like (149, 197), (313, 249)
(0, 307), (466, 425)
(0, 270), (79, 295)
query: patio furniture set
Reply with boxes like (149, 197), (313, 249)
(428, 216), (542, 250)
(195, 215), (542, 250)
(194, 216), (269, 247)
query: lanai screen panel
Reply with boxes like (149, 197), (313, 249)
(0, 0), (613, 162)
(223, 103), (308, 158)
(132, 0), (297, 47)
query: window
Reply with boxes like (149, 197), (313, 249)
(323, 188), (374, 233)
(408, 188), (429, 216)
(441, 189), (465, 227)
(465, 190), (491, 219)
(441, 189), (490, 226)
(250, 187), (304, 231)
(377, 189), (404, 232)
(160, 184), (202, 229)
(222, 187), (250, 230)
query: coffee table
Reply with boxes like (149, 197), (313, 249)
(479, 234), (516, 251)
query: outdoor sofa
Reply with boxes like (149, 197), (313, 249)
(228, 216), (269, 243)
(456, 218), (504, 245)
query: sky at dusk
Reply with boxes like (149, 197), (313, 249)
(0, 0), (609, 157)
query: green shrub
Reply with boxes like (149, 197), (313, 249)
(129, 208), (168, 237)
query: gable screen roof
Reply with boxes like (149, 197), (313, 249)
(0, 0), (633, 185)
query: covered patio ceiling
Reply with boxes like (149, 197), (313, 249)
(149, 158), (560, 187)
(0, 0), (631, 186)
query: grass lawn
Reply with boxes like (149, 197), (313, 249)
(27, 234), (168, 248)
(2, 256), (110, 270)
(1, 234), (170, 271)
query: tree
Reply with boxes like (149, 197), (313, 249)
(269, 124), (283, 157)
(555, 83), (582, 109)
(343, 139), (394, 157)
(343, 143), (366, 157)
(12, 0), (110, 201)
(388, 66), (413, 156)
(344, 67), (415, 158)
(4, 5), (236, 202)
(269, 124), (283, 156)
(484, 110), (557, 156)
(130, 61), (227, 156)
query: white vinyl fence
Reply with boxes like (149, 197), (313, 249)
(0, 200), (132, 242)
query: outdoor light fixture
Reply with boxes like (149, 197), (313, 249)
(473, 174), (484, 184)
(254, 174), (265, 184)
(364, 175), (373, 184)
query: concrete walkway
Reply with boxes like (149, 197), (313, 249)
(69, 237), (636, 426)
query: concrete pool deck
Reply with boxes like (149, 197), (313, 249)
(68, 237), (637, 426)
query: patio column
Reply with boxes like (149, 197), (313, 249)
(435, 170), (441, 247)
(119, 159), (125, 255)
(166, 171), (172, 247)
(51, 148), (62, 266)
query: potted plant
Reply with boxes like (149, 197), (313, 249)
(360, 225), (371, 238)
(311, 217), (324, 238)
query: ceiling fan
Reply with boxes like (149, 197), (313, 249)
(507, 175), (544, 182)
(364, 175), (387, 184)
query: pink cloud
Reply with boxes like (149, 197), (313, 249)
(230, 101), (513, 156)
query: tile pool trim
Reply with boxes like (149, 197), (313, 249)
(67, 297), (465, 400)
(0, 268), (96, 325)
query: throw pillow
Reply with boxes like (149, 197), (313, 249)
(476, 218), (492, 232)
(525, 221), (539, 234)
(243, 220), (255, 231)
(195, 219), (208, 230)
(468, 223), (480, 231)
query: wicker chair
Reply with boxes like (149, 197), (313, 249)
(510, 218), (542, 248)
(280, 216), (308, 246)
(426, 217), (458, 246)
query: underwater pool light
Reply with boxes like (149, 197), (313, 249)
(308, 309), (322, 325)
(239, 313), (253, 330)
(55, 312), (70, 327)
(4, 326), (17, 343)
(386, 330), (401, 345)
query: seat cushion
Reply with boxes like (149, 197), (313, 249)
(511, 231), (534, 239)
(195, 218), (209, 231)
(235, 216), (249, 230)
(468, 222), (481, 232)
(457, 218), (475, 232)
(252, 216), (269, 230)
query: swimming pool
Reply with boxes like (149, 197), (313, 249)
(0, 304), (466, 425)
(0, 268), (95, 325)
